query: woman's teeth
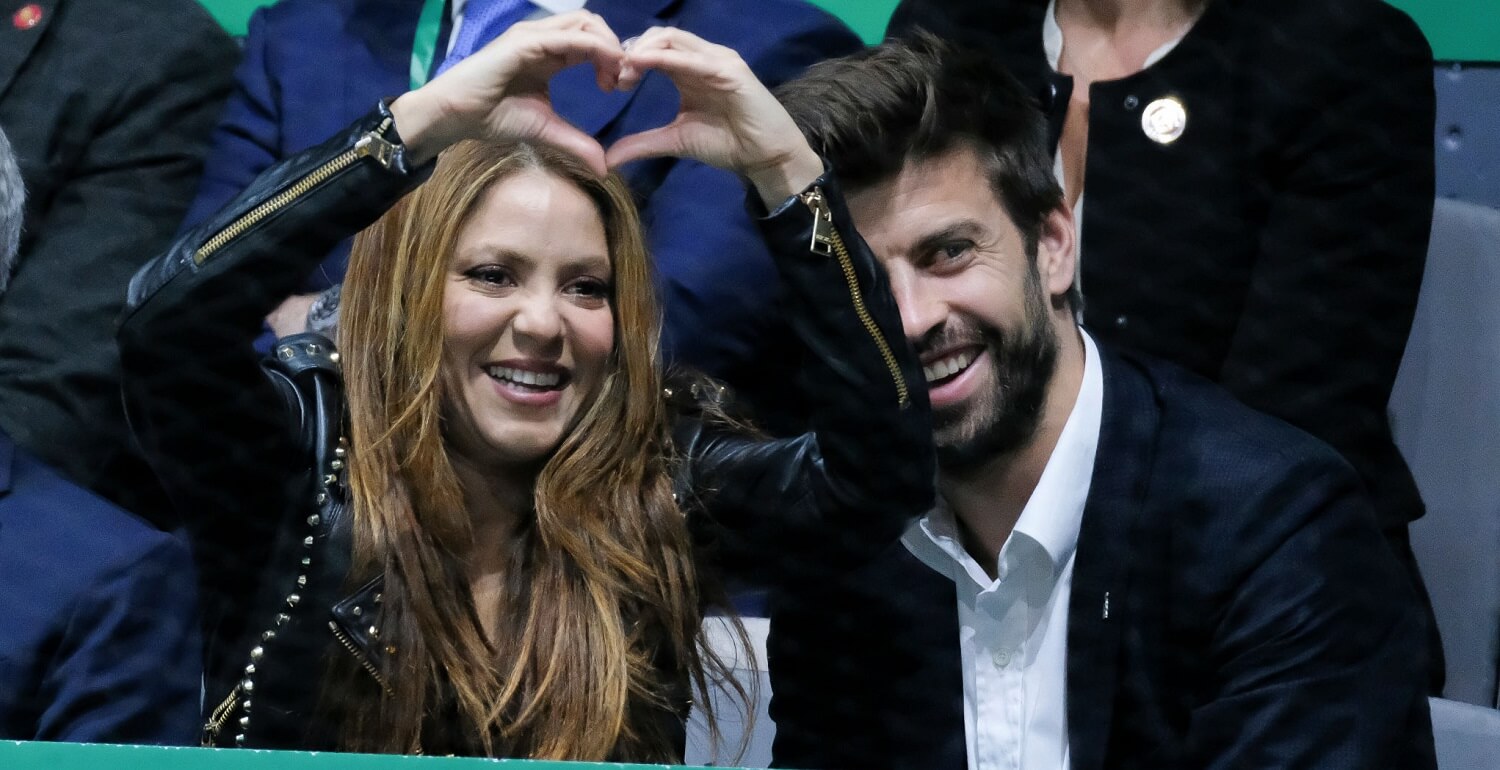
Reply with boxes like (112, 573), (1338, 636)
(486, 366), (561, 388)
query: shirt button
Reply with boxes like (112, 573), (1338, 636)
(992, 650), (1011, 668)
(1114, 314), (1129, 328)
(1123, 94), (1140, 110)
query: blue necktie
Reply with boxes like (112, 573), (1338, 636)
(435, 0), (536, 76)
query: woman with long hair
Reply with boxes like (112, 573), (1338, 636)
(119, 12), (932, 761)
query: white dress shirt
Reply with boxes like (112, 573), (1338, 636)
(449, 0), (588, 54)
(902, 330), (1104, 770)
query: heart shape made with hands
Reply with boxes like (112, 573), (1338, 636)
(410, 12), (812, 191)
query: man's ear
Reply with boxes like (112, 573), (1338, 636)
(1035, 205), (1076, 303)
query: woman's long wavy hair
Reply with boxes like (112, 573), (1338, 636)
(331, 140), (743, 760)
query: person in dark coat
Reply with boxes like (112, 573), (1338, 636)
(762, 34), (1434, 769)
(885, 0), (1442, 688)
(0, 124), (201, 746)
(0, 0), (238, 520)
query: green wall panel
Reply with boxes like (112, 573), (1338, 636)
(805, 0), (899, 44)
(1385, 0), (1500, 63)
(199, 0), (267, 36)
(197, 0), (1497, 62)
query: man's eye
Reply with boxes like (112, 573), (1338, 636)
(940, 241), (972, 261)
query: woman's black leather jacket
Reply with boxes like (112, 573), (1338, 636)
(118, 104), (933, 753)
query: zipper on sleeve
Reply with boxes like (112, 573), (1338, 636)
(194, 117), (398, 265)
(799, 187), (911, 409)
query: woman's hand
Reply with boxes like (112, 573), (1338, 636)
(389, 11), (625, 173)
(605, 27), (823, 208)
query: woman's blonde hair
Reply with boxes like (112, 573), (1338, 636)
(333, 140), (740, 760)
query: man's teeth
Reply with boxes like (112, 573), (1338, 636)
(923, 351), (976, 384)
(486, 366), (561, 388)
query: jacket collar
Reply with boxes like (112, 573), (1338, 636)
(348, 0), (422, 103)
(0, 0), (59, 97)
(1065, 341), (1159, 770)
(330, 576), (393, 692)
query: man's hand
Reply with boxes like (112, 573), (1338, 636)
(606, 27), (823, 208)
(389, 11), (626, 173)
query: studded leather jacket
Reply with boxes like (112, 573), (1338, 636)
(118, 105), (933, 754)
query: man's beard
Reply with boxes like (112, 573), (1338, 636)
(925, 269), (1059, 471)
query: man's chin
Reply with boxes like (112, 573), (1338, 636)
(932, 408), (1040, 471)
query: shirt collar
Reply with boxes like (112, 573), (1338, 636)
(1043, 0), (1064, 70)
(904, 329), (1104, 587)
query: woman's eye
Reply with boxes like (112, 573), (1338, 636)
(465, 266), (514, 286)
(566, 278), (612, 301)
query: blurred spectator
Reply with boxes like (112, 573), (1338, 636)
(0, 124), (201, 746)
(888, 0), (1441, 687)
(0, 0), (238, 519)
(179, 0), (863, 429)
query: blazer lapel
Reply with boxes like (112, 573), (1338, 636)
(1066, 345), (1159, 770)
(549, 0), (672, 136)
(0, 0), (58, 98)
(348, 0), (422, 114)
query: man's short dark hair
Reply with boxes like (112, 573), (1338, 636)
(775, 32), (1081, 311)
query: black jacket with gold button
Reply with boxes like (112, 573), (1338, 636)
(118, 106), (933, 753)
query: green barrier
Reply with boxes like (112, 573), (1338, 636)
(0, 741), (722, 770)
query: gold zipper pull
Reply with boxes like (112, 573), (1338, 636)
(354, 131), (397, 170)
(799, 187), (836, 257)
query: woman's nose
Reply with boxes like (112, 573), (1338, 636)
(511, 289), (564, 348)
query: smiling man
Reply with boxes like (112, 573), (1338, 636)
(762, 35), (1435, 770)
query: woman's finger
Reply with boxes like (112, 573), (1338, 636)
(515, 28), (626, 81)
(605, 122), (688, 168)
(620, 45), (735, 92)
(533, 115), (609, 177)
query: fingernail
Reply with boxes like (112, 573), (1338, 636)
(622, 35), (640, 51)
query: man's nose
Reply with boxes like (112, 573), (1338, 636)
(886, 263), (946, 346)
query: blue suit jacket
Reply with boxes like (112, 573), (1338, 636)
(0, 432), (201, 743)
(767, 342), (1436, 769)
(181, 0), (862, 416)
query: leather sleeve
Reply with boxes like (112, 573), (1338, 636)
(679, 171), (935, 586)
(118, 108), (425, 629)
